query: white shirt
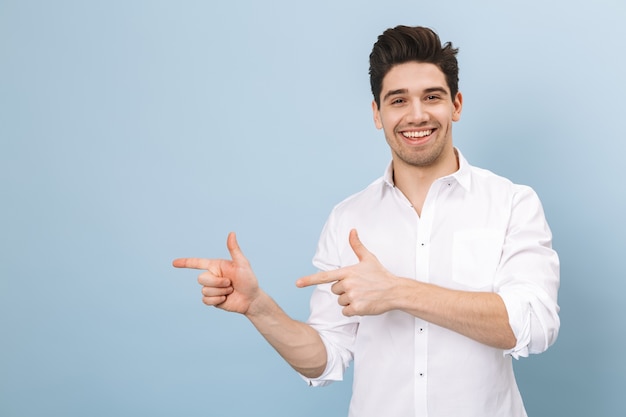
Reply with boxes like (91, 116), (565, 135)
(302, 150), (560, 417)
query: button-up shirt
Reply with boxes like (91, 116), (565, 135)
(302, 150), (560, 417)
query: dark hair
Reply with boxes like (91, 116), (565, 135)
(369, 25), (459, 108)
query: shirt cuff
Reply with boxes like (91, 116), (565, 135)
(498, 290), (531, 359)
(299, 334), (347, 387)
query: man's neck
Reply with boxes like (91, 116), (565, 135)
(392, 148), (459, 216)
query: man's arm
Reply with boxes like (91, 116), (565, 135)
(173, 232), (327, 378)
(389, 279), (516, 349)
(245, 291), (328, 378)
(297, 229), (516, 350)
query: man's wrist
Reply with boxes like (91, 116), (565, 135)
(243, 289), (271, 318)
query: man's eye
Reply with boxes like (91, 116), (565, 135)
(426, 95), (440, 101)
(391, 98), (405, 104)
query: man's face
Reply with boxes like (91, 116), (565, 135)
(372, 62), (462, 170)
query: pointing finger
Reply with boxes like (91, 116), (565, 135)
(296, 269), (343, 288)
(172, 232), (247, 271)
(172, 257), (216, 270)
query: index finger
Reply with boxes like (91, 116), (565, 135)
(172, 257), (218, 270)
(296, 269), (343, 288)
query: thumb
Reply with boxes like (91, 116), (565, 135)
(348, 229), (371, 261)
(226, 232), (250, 265)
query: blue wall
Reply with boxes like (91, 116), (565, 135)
(1, 1), (624, 416)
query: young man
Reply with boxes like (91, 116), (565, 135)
(173, 25), (560, 417)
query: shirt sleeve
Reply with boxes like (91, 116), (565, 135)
(496, 185), (560, 359)
(299, 283), (358, 386)
(299, 210), (359, 386)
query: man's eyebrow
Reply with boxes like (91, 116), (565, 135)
(382, 89), (408, 102)
(424, 87), (449, 96)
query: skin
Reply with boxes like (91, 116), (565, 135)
(372, 61), (462, 215)
(173, 61), (516, 379)
(173, 232), (328, 378)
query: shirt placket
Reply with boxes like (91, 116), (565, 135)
(412, 180), (447, 417)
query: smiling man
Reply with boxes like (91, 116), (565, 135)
(173, 26), (560, 417)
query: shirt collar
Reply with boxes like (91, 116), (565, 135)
(383, 161), (395, 187)
(382, 147), (472, 191)
(446, 148), (472, 191)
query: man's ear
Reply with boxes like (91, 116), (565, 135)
(452, 92), (463, 122)
(372, 100), (383, 129)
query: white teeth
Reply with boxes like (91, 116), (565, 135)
(402, 130), (432, 138)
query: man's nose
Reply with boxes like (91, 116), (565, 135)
(407, 100), (427, 122)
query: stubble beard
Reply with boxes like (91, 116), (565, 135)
(387, 130), (449, 168)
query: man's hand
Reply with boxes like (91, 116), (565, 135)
(173, 232), (260, 314)
(296, 229), (401, 316)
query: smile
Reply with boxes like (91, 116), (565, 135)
(401, 129), (433, 138)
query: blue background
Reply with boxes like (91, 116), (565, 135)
(1, 1), (624, 416)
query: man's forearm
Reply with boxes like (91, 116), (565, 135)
(393, 278), (516, 350)
(245, 290), (328, 378)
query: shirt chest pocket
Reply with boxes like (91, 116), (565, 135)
(452, 229), (504, 289)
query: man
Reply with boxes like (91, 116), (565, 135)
(173, 25), (560, 417)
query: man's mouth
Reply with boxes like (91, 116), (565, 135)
(401, 129), (433, 139)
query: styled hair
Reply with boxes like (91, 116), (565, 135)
(369, 25), (459, 108)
